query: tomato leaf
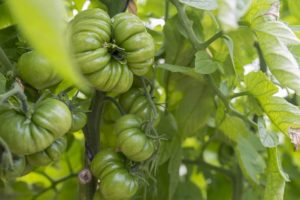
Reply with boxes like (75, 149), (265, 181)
(195, 50), (220, 74)
(263, 148), (288, 200)
(253, 21), (300, 45)
(175, 77), (214, 137)
(219, 115), (249, 142)
(157, 64), (203, 81)
(217, 0), (238, 32)
(0, 3), (13, 30)
(258, 117), (279, 148)
(237, 136), (266, 184)
(179, 0), (218, 11)
(245, 71), (300, 136)
(6, 0), (88, 90)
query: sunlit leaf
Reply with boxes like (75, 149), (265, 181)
(6, 0), (88, 90)
(245, 71), (300, 136)
(157, 64), (203, 81)
(253, 21), (300, 45)
(217, 0), (238, 32)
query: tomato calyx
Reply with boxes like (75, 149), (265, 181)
(103, 42), (127, 63)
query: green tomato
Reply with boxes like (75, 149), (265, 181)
(119, 88), (161, 124)
(100, 169), (139, 200)
(90, 149), (124, 179)
(0, 152), (26, 179)
(70, 110), (87, 132)
(115, 114), (154, 162)
(17, 51), (61, 90)
(69, 8), (154, 93)
(0, 98), (72, 155)
(26, 137), (67, 166)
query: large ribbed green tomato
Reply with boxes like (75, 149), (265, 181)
(91, 149), (138, 200)
(26, 137), (67, 166)
(17, 51), (61, 90)
(70, 110), (87, 132)
(115, 114), (154, 162)
(0, 98), (72, 155)
(69, 8), (154, 93)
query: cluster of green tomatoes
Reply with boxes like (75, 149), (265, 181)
(0, 8), (161, 200)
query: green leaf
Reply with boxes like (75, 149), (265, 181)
(242, 0), (278, 24)
(219, 115), (249, 142)
(253, 21), (300, 45)
(0, 72), (5, 94)
(217, 0), (238, 32)
(195, 50), (220, 74)
(73, 0), (87, 11)
(237, 136), (266, 184)
(157, 64), (203, 81)
(179, 0), (218, 10)
(244, 71), (278, 98)
(236, 0), (252, 18)
(0, 3), (13, 30)
(245, 71), (300, 135)
(175, 78), (214, 137)
(263, 148), (288, 200)
(6, 0), (88, 90)
(258, 117), (279, 148)
(173, 180), (203, 200)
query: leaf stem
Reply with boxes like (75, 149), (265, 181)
(229, 91), (249, 99)
(104, 96), (126, 115)
(141, 77), (158, 119)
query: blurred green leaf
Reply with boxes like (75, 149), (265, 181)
(219, 115), (249, 142)
(175, 77), (214, 137)
(173, 180), (203, 200)
(263, 148), (288, 200)
(0, 3), (13, 30)
(57, 178), (79, 200)
(217, 0), (238, 32)
(179, 0), (218, 10)
(195, 50), (220, 74)
(206, 174), (232, 200)
(100, 0), (127, 16)
(237, 136), (266, 184)
(6, 0), (88, 90)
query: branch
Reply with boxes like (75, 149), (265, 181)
(80, 91), (105, 200)
(0, 46), (14, 74)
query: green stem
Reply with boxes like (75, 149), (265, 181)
(229, 91), (249, 99)
(81, 91), (105, 200)
(0, 47), (14, 74)
(170, 0), (223, 50)
(104, 96), (126, 116)
(254, 42), (267, 73)
(140, 77), (158, 119)
(32, 173), (77, 200)
(205, 75), (257, 130)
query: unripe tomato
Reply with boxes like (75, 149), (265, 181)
(0, 98), (72, 155)
(17, 51), (61, 90)
(26, 137), (67, 166)
(69, 9), (155, 93)
(115, 114), (155, 162)
(91, 149), (139, 200)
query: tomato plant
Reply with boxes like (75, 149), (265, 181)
(1, 0), (300, 200)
